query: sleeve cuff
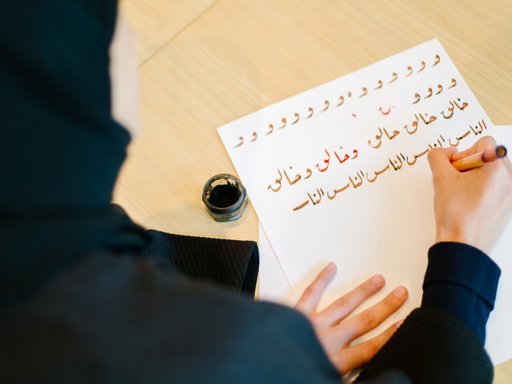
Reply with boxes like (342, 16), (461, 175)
(424, 242), (501, 309)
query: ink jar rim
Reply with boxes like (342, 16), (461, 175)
(202, 173), (248, 222)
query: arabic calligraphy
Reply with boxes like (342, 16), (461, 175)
(448, 119), (487, 146)
(267, 145), (359, 193)
(370, 98), (469, 149)
(291, 119), (487, 212)
(379, 106), (393, 116)
(412, 78), (457, 104)
(232, 53), (444, 149)
(368, 127), (401, 149)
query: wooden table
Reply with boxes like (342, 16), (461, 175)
(115, 1), (512, 380)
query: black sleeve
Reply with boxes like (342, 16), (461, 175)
(421, 242), (500, 342)
(140, 230), (260, 296)
(357, 243), (500, 384)
(0, 253), (344, 384)
(356, 307), (494, 384)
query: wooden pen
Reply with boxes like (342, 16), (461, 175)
(451, 145), (508, 172)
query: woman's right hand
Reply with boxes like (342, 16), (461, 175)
(428, 136), (512, 254)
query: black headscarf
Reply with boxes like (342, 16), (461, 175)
(0, 0), (148, 306)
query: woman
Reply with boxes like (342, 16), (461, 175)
(1, 1), (511, 383)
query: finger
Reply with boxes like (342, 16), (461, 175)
(315, 275), (385, 327)
(337, 286), (408, 344)
(451, 135), (498, 161)
(295, 262), (337, 314)
(334, 320), (403, 374)
(428, 147), (458, 179)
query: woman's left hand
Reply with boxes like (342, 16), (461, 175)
(295, 262), (408, 375)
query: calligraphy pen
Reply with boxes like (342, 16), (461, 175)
(451, 145), (508, 172)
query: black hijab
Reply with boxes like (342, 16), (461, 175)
(0, 0), (148, 307)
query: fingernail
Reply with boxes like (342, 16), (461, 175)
(371, 274), (384, 285)
(326, 262), (336, 271)
(396, 320), (405, 329)
(393, 286), (408, 298)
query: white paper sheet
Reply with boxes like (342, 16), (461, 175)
(218, 39), (511, 365)
(257, 225), (295, 306)
(259, 124), (512, 365)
